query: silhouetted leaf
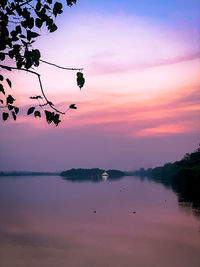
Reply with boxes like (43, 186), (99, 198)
(34, 110), (41, 117)
(53, 2), (63, 16)
(30, 95), (42, 99)
(46, 18), (53, 27)
(6, 78), (12, 88)
(77, 72), (83, 78)
(0, 84), (5, 95)
(14, 107), (19, 114)
(53, 113), (61, 126)
(27, 17), (34, 29)
(15, 25), (22, 34)
(0, 52), (5, 61)
(2, 112), (9, 121)
(13, 44), (20, 51)
(43, 4), (50, 10)
(0, 75), (3, 81)
(67, 0), (77, 7)
(6, 95), (15, 105)
(6, 6), (15, 15)
(24, 57), (33, 69)
(8, 50), (15, 59)
(27, 30), (40, 41)
(16, 57), (24, 69)
(32, 49), (41, 60)
(35, 18), (43, 28)
(36, 1), (42, 10)
(19, 34), (26, 38)
(16, 4), (22, 16)
(21, 39), (28, 47)
(45, 110), (53, 124)
(48, 23), (58, 32)
(8, 105), (14, 110)
(69, 104), (77, 109)
(11, 111), (16, 120)
(11, 30), (18, 40)
(27, 106), (35, 115)
(77, 72), (85, 89)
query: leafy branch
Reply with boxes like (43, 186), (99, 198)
(0, 0), (84, 126)
(0, 62), (80, 125)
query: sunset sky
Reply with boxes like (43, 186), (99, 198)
(0, 0), (200, 171)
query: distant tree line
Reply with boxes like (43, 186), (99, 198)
(132, 145), (200, 216)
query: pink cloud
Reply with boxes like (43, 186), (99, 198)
(135, 122), (198, 137)
(89, 53), (200, 75)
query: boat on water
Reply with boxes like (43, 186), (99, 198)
(102, 171), (109, 180)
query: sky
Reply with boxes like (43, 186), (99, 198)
(0, 0), (200, 172)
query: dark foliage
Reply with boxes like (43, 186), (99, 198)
(132, 145), (200, 216)
(0, 0), (85, 126)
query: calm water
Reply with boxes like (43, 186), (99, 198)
(0, 175), (200, 267)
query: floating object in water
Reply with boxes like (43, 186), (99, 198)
(102, 171), (109, 180)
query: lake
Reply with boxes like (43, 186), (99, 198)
(0, 175), (200, 267)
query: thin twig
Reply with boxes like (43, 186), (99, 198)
(8, 20), (20, 24)
(18, 0), (33, 8)
(2, 53), (83, 72)
(0, 64), (39, 75)
(40, 59), (83, 71)
(37, 75), (65, 114)
(0, 105), (8, 108)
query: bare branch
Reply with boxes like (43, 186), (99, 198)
(0, 105), (8, 108)
(18, 0), (33, 8)
(8, 20), (20, 24)
(0, 64), (39, 75)
(37, 75), (65, 114)
(40, 59), (84, 71)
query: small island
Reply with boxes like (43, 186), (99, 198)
(60, 168), (126, 182)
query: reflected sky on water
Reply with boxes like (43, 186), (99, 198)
(0, 175), (200, 267)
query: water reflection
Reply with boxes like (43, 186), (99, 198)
(102, 175), (108, 181)
(62, 174), (200, 217)
(131, 175), (200, 218)
(62, 175), (123, 183)
(0, 175), (200, 267)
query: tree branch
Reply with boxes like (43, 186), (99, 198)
(2, 53), (83, 71)
(18, 0), (33, 8)
(0, 64), (67, 115)
(9, 0), (33, 11)
(0, 64), (39, 75)
(37, 75), (65, 114)
(40, 59), (83, 71)
(0, 105), (8, 108)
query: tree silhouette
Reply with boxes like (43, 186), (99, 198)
(0, 0), (85, 126)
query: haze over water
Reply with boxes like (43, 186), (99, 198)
(0, 175), (199, 267)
